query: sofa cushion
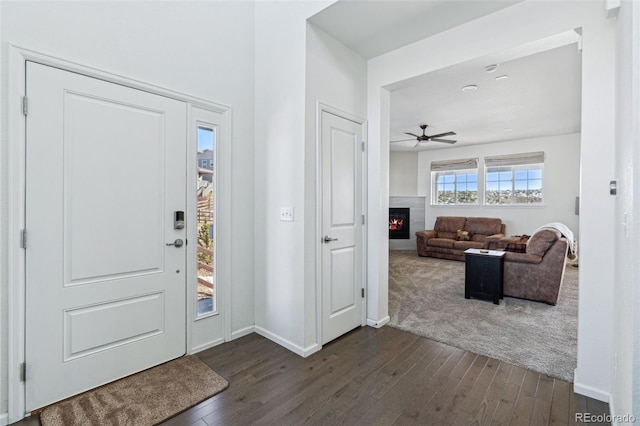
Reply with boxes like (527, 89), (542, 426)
(434, 216), (467, 234)
(471, 233), (490, 242)
(465, 217), (503, 235)
(527, 229), (560, 256)
(427, 238), (455, 249)
(437, 231), (457, 240)
(453, 240), (484, 250)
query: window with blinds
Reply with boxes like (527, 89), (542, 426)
(484, 152), (544, 205)
(431, 158), (479, 205)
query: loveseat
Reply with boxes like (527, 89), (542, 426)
(502, 228), (569, 305)
(415, 216), (505, 261)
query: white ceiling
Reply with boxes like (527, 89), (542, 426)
(309, 0), (523, 59)
(389, 34), (582, 151)
(310, 1), (582, 152)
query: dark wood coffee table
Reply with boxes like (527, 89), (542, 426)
(464, 248), (506, 304)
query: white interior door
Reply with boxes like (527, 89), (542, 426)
(25, 61), (187, 410)
(321, 110), (364, 344)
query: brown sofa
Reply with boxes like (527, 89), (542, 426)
(415, 216), (505, 261)
(502, 228), (569, 305)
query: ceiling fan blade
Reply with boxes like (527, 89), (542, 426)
(413, 140), (421, 148)
(428, 131), (456, 139)
(404, 132), (420, 138)
(390, 138), (416, 143)
(430, 138), (457, 144)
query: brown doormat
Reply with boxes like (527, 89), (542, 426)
(40, 355), (228, 426)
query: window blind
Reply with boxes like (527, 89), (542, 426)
(484, 151), (544, 167)
(430, 157), (478, 172)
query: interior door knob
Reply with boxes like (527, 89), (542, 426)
(166, 239), (184, 247)
(323, 236), (338, 243)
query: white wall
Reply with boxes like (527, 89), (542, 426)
(389, 152), (419, 196)
(416, 134), (580, 239)
(305, 24), (367, 348)
(0, 1), (256, 418)
(612, 0), (639, 419)
(253, 1), (336, 355)
(368, 0), (616, 402)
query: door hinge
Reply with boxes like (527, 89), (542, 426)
(20, 229), (27, 249)
(362, 214), (365, 225)
(361, 141), (365, 152)
(361, 288), (365, 298)
(22, 96), (28, 116)
(20, 363), (26, 382)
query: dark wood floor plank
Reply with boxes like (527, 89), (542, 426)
(391, 350), (481, 424)
(297, 337), (443, 425)
(458, 356), (500, 417)
(14, 326), (610, 426)
(466, 360), (514, 425)
(250, 331), (421, 425)
(352, 344), (464, 425)
(549, 379), (571, 426)
(270, 335), (427, 424)
(486, 362), (529, 425)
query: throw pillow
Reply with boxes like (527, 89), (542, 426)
(456, 229), (472, 241)
(504, 243), (527, 253)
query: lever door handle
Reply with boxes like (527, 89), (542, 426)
(323, 236), (338, 243)
(166, 239), (184, 248)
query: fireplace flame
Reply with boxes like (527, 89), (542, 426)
(389, 218), (404, 231)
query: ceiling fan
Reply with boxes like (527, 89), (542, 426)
(390, 124), (457, 147)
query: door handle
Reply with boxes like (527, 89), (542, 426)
(166, 239), (184, 248)
(323, 236), (338, 243)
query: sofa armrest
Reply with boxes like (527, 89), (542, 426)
(416, 230), (436, 240)
(483, 234), (505, 249)
(415, 230), (436, 256)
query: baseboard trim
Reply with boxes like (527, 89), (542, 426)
(0, 412), (8, 426)
(573, 368), (610, 402)
(190, 337), (225, 354)
(231, 325), (255, 340)
(609, 396), (618, 426)
(367, 315), (390, 328)
(255, 326), (312, 357)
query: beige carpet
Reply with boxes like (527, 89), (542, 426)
(40, 355), (228, 426)
(388, 250), (578, 382)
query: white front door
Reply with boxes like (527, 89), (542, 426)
(24, 62), (187, 410)
(321, 110), (364, 344)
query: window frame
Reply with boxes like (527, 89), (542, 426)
(484, 162), (544, 206)
(431, 168), (480, 206)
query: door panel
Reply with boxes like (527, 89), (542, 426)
(321, 111), (363, 344)
(25, 62), (187, 410)
(64, 92), (165, 284)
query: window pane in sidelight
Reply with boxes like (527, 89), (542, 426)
(196, 127), (215, 316)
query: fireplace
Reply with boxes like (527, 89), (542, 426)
(389, 208), (410, 239)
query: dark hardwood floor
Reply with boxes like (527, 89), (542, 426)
(14, 326), (610, 426)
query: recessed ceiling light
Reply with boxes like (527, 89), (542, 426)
(495, 75), (509, 81)
(462, 85), (478, 92)
(504, 128), (513, 132)
(485, 64), (499, 73)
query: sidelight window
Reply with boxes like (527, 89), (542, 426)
(196, 127), (215, 316)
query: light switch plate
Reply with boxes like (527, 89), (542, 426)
(280, 207), (294, 221)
